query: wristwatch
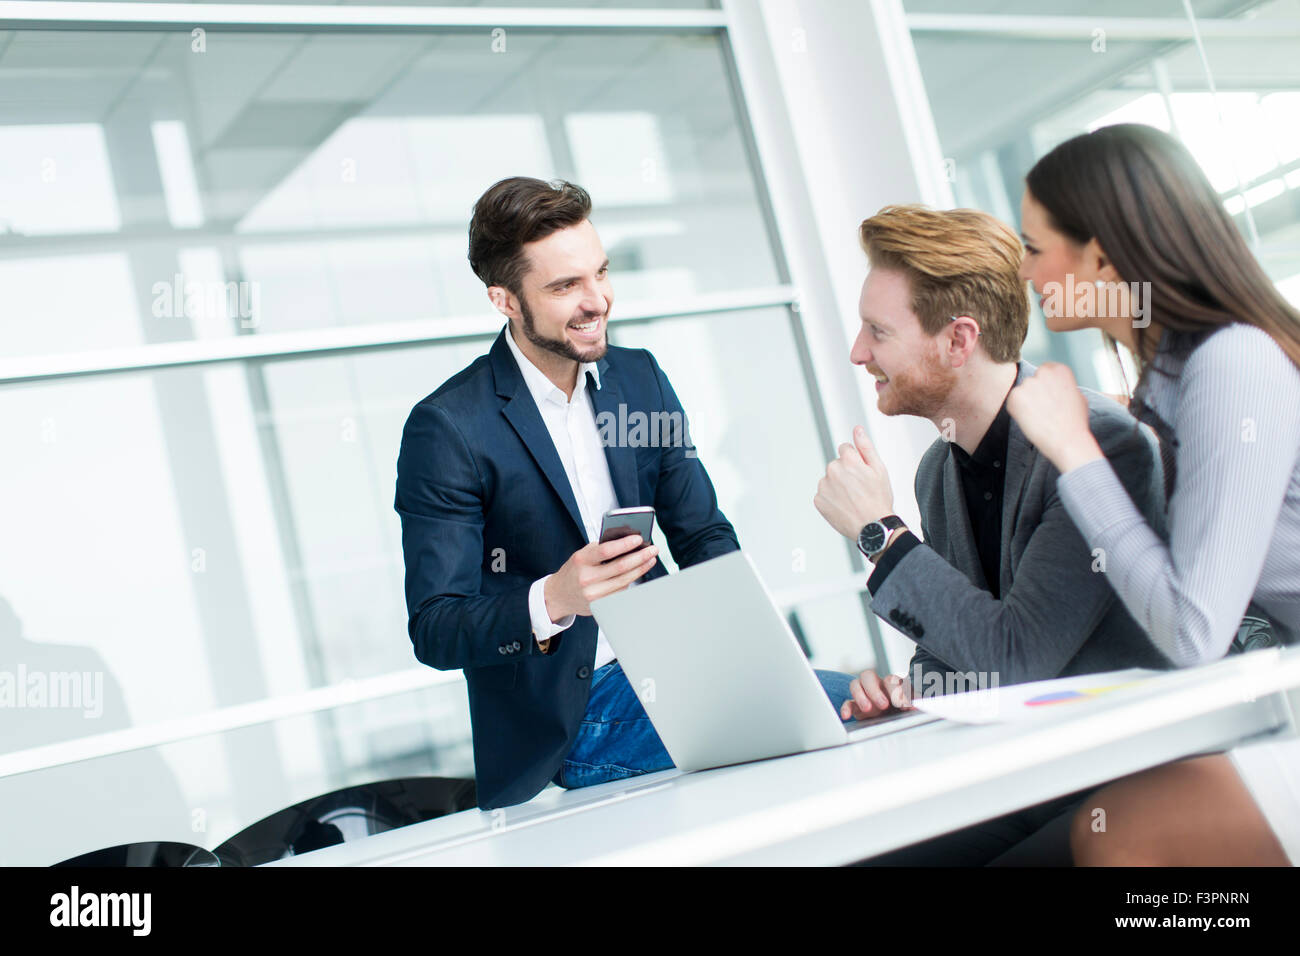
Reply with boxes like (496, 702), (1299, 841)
(857, 515), (906, 561)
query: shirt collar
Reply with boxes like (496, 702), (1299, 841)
(952, 392), (1012, 470)
(974, 397), (1012, 466)
(503, 323), (602, 407)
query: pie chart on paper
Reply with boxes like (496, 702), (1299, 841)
(1023, 682), (1144, 706)
(909, 669), (1164, 723)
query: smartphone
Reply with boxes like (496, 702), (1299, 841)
(598, 506), (656, 547)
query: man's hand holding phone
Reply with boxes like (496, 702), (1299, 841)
(543, 535), (658, 622)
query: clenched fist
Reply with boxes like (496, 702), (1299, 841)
(814, 425), (895, 540)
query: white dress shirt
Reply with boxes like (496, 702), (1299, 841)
(503, 324), (619, 669)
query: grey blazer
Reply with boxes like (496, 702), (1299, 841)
(871, 361), (1173, 691)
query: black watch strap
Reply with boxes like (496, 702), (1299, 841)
(857, 515), (906, 559)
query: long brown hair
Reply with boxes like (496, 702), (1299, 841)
(1025, 123), (1300, 372)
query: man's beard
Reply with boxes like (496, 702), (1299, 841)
(876, 346), (956, 419)
(520, 295), (608, 364)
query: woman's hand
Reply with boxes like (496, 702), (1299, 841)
(1006, 362), (1106, 474)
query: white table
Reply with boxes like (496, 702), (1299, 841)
(268, 648), (1300, 866)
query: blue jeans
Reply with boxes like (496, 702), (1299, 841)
(552, 661), (857, 790)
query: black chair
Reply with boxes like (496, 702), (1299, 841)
(52, 841), (219, 867)
(213, 776), (476, 867)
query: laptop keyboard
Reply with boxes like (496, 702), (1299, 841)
(843, 709), (939, 740)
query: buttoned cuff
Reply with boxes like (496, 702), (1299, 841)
(529, 575), (575, 645)
(867, 530), (921, 596)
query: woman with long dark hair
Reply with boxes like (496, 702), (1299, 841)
(1005, 123), (1300, 865)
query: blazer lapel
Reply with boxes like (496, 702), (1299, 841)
(491, 332), (587, 539)
(999, 361), (1037, 591)
(588, 358), (639, 509)
(941, 447), (986, 586)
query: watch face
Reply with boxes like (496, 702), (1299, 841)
(858, 522), (886, 556)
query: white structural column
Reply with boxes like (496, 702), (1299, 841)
(724, 0), (956, 669)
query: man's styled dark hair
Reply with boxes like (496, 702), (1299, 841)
(467, 177), (592, 297)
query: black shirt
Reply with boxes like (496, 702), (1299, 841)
(950, 398), (1012, 597)
(866, 398), (1013, 598)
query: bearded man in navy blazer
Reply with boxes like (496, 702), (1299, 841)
(396, 177), (854, 809)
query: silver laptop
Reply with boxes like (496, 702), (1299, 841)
(590, 550), (939, 772)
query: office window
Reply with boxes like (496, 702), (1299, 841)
(904, 0), (1300, 391)
(612, 309), (874, 673)
(113, 0), (717, 6)
(0, 7), (875, 864)
(0, 28), (776, 351)
(257, 342), (487, 683)
(1, 685), (473, 867)
(1194, 0), (1300, 301)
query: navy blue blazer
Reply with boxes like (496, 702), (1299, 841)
(395, 329), (739, 809)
